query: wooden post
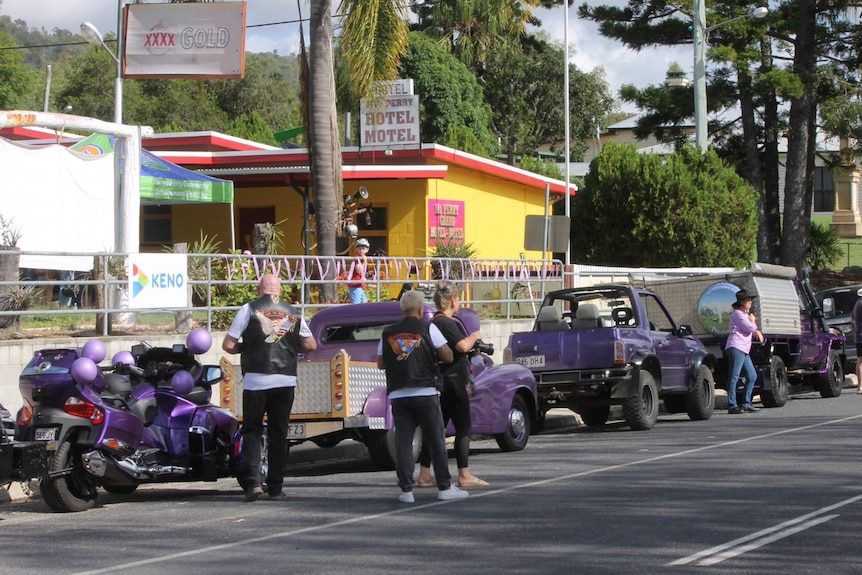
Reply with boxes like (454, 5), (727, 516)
(174, 242), (194, 331)
(93, 255), (113, 335)
(0, 246), (20, 329)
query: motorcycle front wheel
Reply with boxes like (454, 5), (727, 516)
(40, 440), (98, 512)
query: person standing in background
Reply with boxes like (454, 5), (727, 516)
(725, 290), (764, 414)
(348, 238), (370, 304)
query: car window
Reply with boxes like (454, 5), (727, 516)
(321, 323), (389, 343)
(639, 293), (674, 332)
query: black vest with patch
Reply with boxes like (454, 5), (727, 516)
(380, 316), (441, 393)
(239, 295), (301, 376)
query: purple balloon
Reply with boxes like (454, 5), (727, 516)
(111, 350), (135, 366)
(71, 357), (99, 385)
(171, 370), (195, 395)
(186, 328), (212, 355)
(82, 340), (106, 363)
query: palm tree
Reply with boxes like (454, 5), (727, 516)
(308, 2), (341, 301)
(307, 1), (408, 301)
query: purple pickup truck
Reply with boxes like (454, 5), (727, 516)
(505, 285), (717, 431)
(302, 302), (540, 469)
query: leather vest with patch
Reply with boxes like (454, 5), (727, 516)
(380, 316), (441, 393)
(239, 295), (301, 376)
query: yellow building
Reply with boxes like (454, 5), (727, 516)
(147, 132), (575, 260)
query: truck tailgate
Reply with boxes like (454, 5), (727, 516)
(509, 329), (618, 371)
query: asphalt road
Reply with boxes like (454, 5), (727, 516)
(2, 390), (861, 575)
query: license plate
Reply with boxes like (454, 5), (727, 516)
(517, 355), (546, 368)
(287, 423), (305, 439)
(35, 427), (57, 442)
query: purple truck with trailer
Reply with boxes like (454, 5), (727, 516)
(632, 262), (846, 407)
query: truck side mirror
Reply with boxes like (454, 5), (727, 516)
(677, 324), (693, 337)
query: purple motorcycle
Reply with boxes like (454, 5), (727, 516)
(15, 329), (242, 512)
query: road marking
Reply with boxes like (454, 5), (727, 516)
(695, 514), (839, 566)
(669, 503), (852, 566)
(68, 413), (862, 575)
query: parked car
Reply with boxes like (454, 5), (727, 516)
(815, 284), (862, 370)
(505, 284), (716, 431)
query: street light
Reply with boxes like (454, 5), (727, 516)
(81, 15), (124, 124)
(81, 2), (130, 256)
(693, 4), (768, 152)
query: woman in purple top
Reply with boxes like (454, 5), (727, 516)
(725, 290), (764, 414)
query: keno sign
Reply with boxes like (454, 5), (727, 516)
(360, 79), (420, 149)
(127, 254), (189, 310)
(123, 1), (246, 79)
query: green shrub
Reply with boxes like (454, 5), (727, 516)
(807, 221), (843, 270)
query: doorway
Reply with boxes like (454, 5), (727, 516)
(238, 207), (276, 253)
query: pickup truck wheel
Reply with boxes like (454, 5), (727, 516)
(580, 405), (611, 427)
(366, 427), (423, 471)
(816, 351), (844, 398)
(622, 372), (659, 431)
(685, 365), (715, 421)
(495, 395), (530, 452)
(760, 356), (788, 407)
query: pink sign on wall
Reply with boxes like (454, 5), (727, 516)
(428, 200), (465, 246)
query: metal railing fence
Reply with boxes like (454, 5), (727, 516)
(0, 250), (566, 335)
(0, 249), (734, 337)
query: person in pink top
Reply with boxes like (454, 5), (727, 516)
(725, 290), (765, 414)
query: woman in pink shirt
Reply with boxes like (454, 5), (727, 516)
(725, 290), (765, 414)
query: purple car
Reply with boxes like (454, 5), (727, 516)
(303, 301), (539, 469)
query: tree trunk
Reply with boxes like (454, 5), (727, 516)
(0, 246), (20, 329)
(309, 1), (342, 303)
(780, 0), (818, 270)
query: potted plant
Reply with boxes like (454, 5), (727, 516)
(429, 238), (478, 280)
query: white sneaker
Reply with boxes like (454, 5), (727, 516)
(398, 491), (415, 503)
(437, 485), (469, 501)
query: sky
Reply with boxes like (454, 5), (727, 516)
(0, 0), (692, 113)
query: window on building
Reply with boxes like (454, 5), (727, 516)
(141, 205), (172, 247)
(813, 167), (835, 212)
(345, 205), (388, 255)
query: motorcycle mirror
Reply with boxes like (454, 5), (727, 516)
(202, 365), (224, 386)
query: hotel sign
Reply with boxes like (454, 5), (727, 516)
(360, 79), (420, 149)
(123, 2), (246, 79)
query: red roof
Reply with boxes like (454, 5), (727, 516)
(0, 127), (575, 195)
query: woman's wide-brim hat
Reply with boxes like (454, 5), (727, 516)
(732, 289), (757, 308)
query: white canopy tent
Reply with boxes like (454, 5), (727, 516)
(0, 111), (147, 270)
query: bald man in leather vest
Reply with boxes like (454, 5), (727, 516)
(223, 274), (317, 501)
